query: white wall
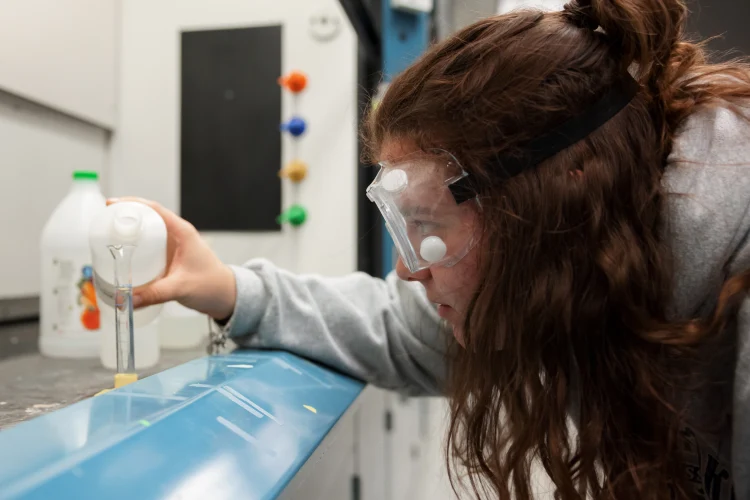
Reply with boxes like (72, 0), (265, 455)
(450, 0), (566, 36)
(0, 93), (110, 301)
(0, 0), (118, 129)
(496, 0), (566, 13)
(452, 0), (498, 32)
(0, 0), (117, 299)
(113, 0), (359, 276)
(0, 91), (109, 299)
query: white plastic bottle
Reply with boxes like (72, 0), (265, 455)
(159, 301), (207, 349)
(89, 201), (167, 370)
(40, 171), (106, 359)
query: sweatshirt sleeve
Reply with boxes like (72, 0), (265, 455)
(727, 193), (750, 498)
(732, 301), (750, 498)
(664, 103), (750, 498)
(217, 258), (450, 396)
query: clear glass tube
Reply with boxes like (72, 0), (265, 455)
(108, 245), (136, 374)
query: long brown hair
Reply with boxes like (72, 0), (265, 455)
(364, 0), (750, 498)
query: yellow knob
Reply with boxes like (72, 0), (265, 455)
(279, 160), (308, 183)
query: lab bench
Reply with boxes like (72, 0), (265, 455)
(0, 320), (206, 430)
(0, 320), (440, 500)
(0, 320), (368, 500)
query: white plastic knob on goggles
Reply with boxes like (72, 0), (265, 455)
(366, 150), (480, 273)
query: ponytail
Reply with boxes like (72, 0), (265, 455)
(564, 0), (750, 155)
(564, 0), (685, 80)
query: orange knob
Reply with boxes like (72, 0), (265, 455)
(278, 71), (308, 93)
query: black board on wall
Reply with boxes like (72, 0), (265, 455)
(180, 25), (282, 231)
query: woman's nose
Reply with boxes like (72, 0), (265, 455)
(395, 257), (432, 282)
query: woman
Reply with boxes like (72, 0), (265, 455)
(117, 0), (750, 497)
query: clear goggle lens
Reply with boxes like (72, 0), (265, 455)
(366, 150), (479, 273)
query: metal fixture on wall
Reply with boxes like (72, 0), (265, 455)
(339, 0), (385, 276)
(434, 0), (454, 39)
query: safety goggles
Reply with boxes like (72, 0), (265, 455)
(366, 150), (480, 273)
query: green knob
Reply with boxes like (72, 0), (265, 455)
(277, 204), (307, 227)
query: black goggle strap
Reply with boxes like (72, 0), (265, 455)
(449, 176), (478, 205)
(448, 74), (640, 203)
(494, 75), (641, 179)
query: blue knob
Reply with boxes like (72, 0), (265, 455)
(280, 117), (306, 137)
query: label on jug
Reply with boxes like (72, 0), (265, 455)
(50, 258), (100, 332)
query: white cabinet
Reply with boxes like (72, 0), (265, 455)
(0, 0), (118, 128)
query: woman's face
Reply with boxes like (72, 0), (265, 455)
(380, 140), (483, 345)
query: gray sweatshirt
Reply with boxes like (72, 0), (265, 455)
(222, 104), (750, 500)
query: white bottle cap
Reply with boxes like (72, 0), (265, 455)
(420, 236), (447, 263)
(111, 205), (143, 244)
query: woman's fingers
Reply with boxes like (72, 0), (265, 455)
(132, 276), (179, 309)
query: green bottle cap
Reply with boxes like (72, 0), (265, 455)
(277, 205), (307, 227)
(73, 171), (99, 181)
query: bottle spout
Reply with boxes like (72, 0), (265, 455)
(111, 205), (143, 245)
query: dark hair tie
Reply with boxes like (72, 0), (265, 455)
(562, 1), (599, 31)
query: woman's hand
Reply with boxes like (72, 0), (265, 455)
(107, 197), (237, 321)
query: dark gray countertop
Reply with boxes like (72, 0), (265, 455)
(0, 321), (209, 430)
